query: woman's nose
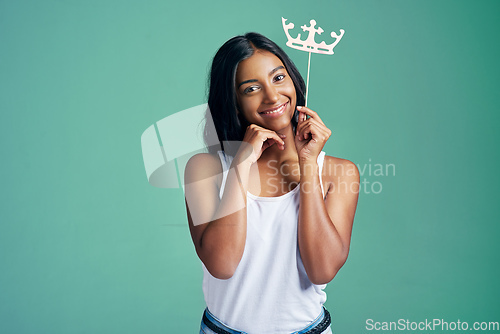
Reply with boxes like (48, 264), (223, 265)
(262, 85), (279, 104)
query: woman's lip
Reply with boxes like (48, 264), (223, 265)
(259, 101), (288, 116)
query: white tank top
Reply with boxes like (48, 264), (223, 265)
(201, 151), (328, 333)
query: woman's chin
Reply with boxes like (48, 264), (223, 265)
(265, 121), (293, 134)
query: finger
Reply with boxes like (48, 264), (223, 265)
(296, 120), (310, 140)
(260, 131), (285, 149)
(295, 111), (302, 136)
(267, 131), (285, 147)
(295, 112), (309, 136)
(296, 117), (330, 141)
(296, 117), (318, 140)
(298, 109), (307, 124)
(296, 121), (310, 140)
(298, 121), (329, 141)
(304, 117), (329, 134)
(246, 125), (285, 149)
(261, 138), (273, 151)
(296, 106), (325, 126)
(265, 138), (285, 151)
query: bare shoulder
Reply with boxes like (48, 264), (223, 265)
(184, 152), (223, 184)
(322, 155), (360, 198)
(322, 155), (360, 182)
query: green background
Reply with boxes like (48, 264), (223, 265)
(1, 0), (499, 333)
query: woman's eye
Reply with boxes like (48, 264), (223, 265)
(274, 74), (286, 82)
(244, 86), (259, 94)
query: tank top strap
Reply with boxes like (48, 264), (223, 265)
(217, 151), (234, 199)
(317, 151), (326, 199)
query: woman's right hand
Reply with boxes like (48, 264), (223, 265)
(236, 124), (285, 165)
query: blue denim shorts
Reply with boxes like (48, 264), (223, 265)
(199, 307), (332, 334)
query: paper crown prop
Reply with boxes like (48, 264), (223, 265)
(282, 17), (344, 55)
(282, 17), (344, 105)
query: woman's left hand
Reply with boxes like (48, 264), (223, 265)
(294, 106), (332, 163)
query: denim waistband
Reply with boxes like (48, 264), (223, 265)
(201, 307), (331, 334)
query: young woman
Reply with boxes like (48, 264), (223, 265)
(184, 32), (359, 334)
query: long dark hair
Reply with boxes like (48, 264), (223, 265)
(204, 32), (306, 154)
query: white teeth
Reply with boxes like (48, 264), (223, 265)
(262, 103), (286, 115)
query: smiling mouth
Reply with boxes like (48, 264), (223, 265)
(259, 101), (288, 115)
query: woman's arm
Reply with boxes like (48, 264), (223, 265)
(185, 125), (285, 279)
(295, 106), (360, 285)
(185, 153), (250, 279)
(298, 157), (359, 285)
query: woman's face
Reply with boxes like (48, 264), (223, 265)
(235, 50), (296, 133)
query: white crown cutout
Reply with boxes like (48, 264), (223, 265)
(282, 17), (344, 55)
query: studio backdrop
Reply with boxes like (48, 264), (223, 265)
(1, 0), (499, 333)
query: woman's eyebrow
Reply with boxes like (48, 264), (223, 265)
(238, 79), (257, 88)
(269, 66), (284, 75)
(237, 66), (285, 88)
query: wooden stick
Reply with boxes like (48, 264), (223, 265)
(305, 51), (311, 107)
